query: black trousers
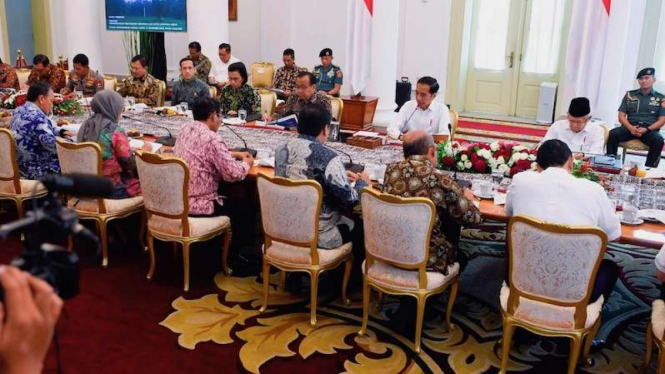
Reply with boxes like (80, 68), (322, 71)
(606, 126), (664, 167)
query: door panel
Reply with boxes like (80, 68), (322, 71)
(514, 0), (567, 118)
(5, 0), (34, 63)
(465, 0), (522, 115)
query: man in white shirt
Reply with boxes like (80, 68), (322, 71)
(208, 43), (241, 90)
(387, 76), (451, 140)
(540, 97), (606, 155)
(505, 139), (620, 304)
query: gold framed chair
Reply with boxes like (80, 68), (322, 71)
(256, 173), (353, 326)
(55, 139), (145, 267)
(135, 151), (233, 292)
(209, 86), (218, 100)
(157, 79), (166, 107)
(329, 96), (344, 123)
(250, 62), (275, 89)
(639, 300), (665, 374)
(498, 215), (609, 374)
(103, 76), (118, 92)
(16, 68), (30, 90)
(449, 109), (459, 138)
(257, 89), (277, 117)
(619, 139), (660, 167)
(358, 188), (459, 354)
(0, 129), (48, 218)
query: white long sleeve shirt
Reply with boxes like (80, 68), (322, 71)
(387, 100), (451, 139)
(209, 55), (241, 83)
(540, 119), (606, 155)
(505, 167), (621, 241)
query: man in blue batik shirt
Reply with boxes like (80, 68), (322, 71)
(275, 104), (370, 249)
(10, 82), (69, 180)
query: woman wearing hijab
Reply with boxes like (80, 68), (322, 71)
(78, 90), (149, 199)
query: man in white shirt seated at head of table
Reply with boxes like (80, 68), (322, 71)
(505, 139), (621, 304)
(387, 76), (450, 140)
(540, 97), (606, 156)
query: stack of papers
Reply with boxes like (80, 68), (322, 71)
(129, 139), (163, 153)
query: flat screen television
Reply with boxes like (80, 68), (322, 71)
(106, 0), (187, 32)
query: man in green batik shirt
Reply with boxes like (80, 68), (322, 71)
(312, 48), (343, 97)
(218, 62), (261, 116)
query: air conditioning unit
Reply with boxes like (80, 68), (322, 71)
(537, 82), (558, 124)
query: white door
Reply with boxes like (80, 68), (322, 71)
(514, 0), (568, 118)
(465, 0), (524, 115)
(465, 0), (568, 119)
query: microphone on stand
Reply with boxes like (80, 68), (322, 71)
(326, 144), (365, 173)
(222, 124), (257, 158)
(398, 106), (419, 138)
(448, 122), (471, 190)
(122, 115), (176, 147)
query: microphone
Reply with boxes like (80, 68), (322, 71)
(448, 123), (471, 190)
(398, 106), (419, 138)
(222, 124), (258, 158)
(41, 173), (114, 198)
(122, 115), (175, 147)
(326, 144), (365, 173)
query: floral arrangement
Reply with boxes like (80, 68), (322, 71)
(437, 140), (538, 176)
(53, 96), (83, 116)
(1, 89), (26, 109)
(573, 160), (602, 184)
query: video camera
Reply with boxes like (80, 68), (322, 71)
(0, 173), (114, 300)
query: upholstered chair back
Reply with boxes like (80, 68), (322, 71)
(508, 217), (607, 304)
(16, 68), (30, 90)
(361, 191), (435, 267)
(257, 174), (321, 245)
(56, 139), (101, 176)
(330, 96), (344, 122)
(258, 89), (277, 117)
(250, 62), (275, 88)
(0, 129), (20, 194)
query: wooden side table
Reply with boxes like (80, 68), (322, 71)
(340, 95), (378, 131)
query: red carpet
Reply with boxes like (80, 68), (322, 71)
(456, 117), (549, 147)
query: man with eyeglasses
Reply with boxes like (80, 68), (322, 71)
(269, 71), (332, 121)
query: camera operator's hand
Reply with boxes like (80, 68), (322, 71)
(0, 266), (63, 374)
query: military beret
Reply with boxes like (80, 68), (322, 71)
(319, 48), (333, 57)
(637, 67), (655, 79)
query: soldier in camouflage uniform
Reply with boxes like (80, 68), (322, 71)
(61, 54), (104, 96)
(186, 41), (212, 81)
(118, 55), (161, 107)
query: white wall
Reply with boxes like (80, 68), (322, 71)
(398, 0), (452, 102)
(228, 0), (261, 65)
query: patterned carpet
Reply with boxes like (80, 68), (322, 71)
(160, 222), (661, 374)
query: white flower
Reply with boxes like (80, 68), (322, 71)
(513, 145), (525, 152)
(489, 159), (498, 169)
(528, 154), (536, 161)
(499, 164), (510, 174)
(456, 161), (465, 170)
(519, 153), (528, 160)
(496, 156), (505, 164)
(531, 162), (538, 170)
(510, 153), (520, 163)
(461, 154), (468, 162)
(490, 142), (500, 151)
(479, 149), (492, 159)
(464, 160), (472, 169)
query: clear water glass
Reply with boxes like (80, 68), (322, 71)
(178, 102), (189, 113)
(238, 109), (247, 123)
(491, 169), (503, 188)
(127, 96), (136, 107)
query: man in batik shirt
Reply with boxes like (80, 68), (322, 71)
(27, 55), (66, 93)
(0, 58), (19, 90)
(272, 72), (331, 120)
(383, 130), (481, 275)
(273, 48), (305, 99)
(186, 41), (212, 81)
(118, 55), (161, 106)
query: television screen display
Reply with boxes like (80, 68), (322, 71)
(106, 0), (187, 32)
